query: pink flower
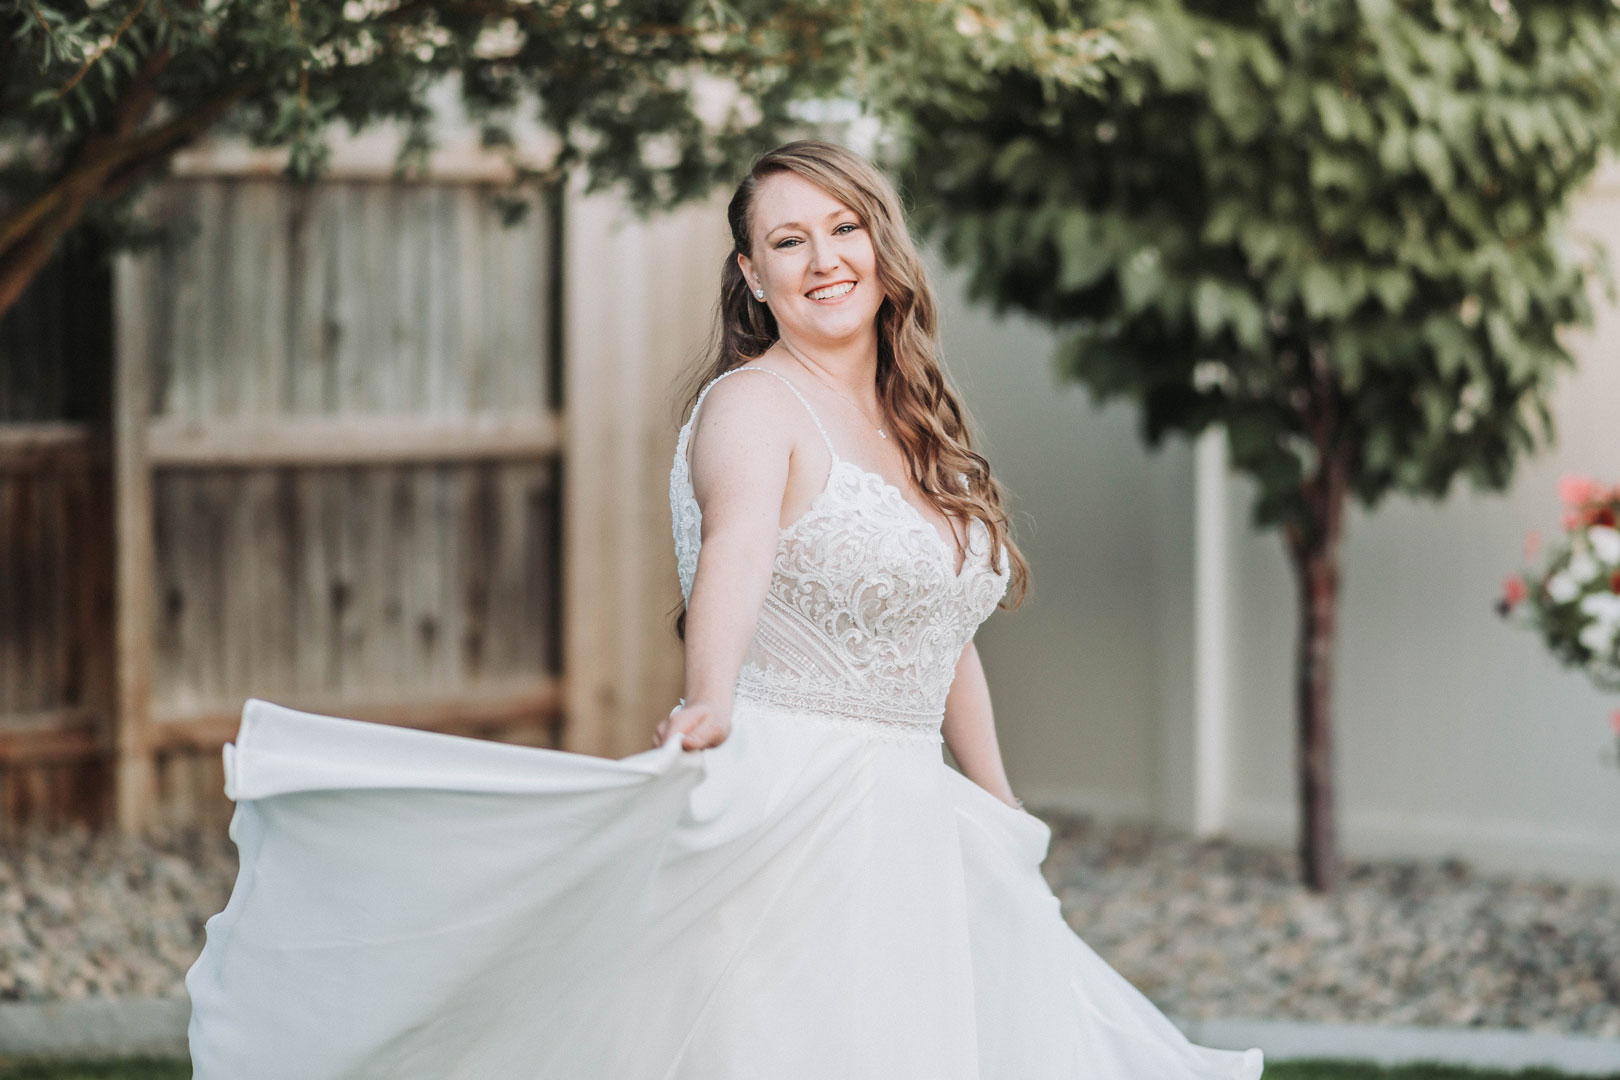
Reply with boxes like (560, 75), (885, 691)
(1610, 707), (1620, 737)
(1558, 473), (1599, 509)
(1495, 575), (1529, 617)
(1563, 510), (1582, 531)
(1523, 529), (1542, 560)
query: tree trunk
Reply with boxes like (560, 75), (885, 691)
(1289, 529), (1342, 892)
(1280, 340), (1354, 893)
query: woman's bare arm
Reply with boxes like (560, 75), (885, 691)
(656, 375), (797, 750)
(941, 640), (1019, 807)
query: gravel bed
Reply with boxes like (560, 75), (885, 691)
(2, 813), (1616, 1036)
(0, 827), (236, 1003)
(1039, 814), (1620, 1036)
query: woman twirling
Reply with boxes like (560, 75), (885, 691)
(185, 139), (1264, 1080)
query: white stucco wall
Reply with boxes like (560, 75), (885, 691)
(934, 263), (1184, 824)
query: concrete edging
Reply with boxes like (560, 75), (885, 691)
(0, 997), (188, 1061)
(1179, 1016), (1620, 1076)
(1, 996), (1617, 1073)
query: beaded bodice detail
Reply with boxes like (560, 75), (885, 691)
(669, 366), (1010, 744)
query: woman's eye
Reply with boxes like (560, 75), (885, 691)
(776, 224), (858, 248)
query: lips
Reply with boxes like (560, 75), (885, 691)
(806, 280), (856, 301)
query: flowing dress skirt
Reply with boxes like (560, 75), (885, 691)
(185, 695), (1264, 1079)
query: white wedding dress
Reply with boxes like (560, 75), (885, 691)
(185, 365), (1264, 1080)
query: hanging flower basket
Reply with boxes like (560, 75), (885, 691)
(1497, 473), (1620, 761)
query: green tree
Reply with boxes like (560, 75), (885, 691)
(0, 0), (1126, 320)
(900, 0), (1620, 890)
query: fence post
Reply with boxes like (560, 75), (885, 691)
(113, 250), (155, 833)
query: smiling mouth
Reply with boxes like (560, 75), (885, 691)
(806, 281), (856, 301)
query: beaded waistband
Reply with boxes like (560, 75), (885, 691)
(733, 691), (943, 747)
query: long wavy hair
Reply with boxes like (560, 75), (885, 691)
(674, 139), (1030, 639)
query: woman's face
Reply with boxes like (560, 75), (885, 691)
(738, 171), (885, 352)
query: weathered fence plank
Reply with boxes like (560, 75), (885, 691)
(0, 241), (116, 835)
(113, 249), (156, 832)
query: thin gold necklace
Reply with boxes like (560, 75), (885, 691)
(782, 345), (888, 439)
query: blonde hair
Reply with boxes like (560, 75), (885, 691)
(675, 139), (1030, 637)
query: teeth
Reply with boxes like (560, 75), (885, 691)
(808, 282), (854, 300)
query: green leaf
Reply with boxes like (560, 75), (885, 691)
(1227, 410), (1276, 464)
(1377, 114), (1410, 172)
(991, 136), (1043, 186)
(1368, 268), (1414, 312)
(1313, 84), (1351, 140)
(1410, 128), (1454, 189)
(1056, 209), (1112, 291)
(1300, 264), (1344, 319)
(1193, 279), (1225, 337)
(1118, 246), (1167, 314)
(1422, 314), (1477, 377)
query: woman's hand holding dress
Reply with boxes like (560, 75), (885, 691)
(655, 700), (734, 750)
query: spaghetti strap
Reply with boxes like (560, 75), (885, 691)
(683, 364), (839, 463)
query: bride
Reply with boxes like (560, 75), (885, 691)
(185, 139), (1264, 1080)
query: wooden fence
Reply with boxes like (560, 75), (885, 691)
(0, 150), (728, 836)
(2, 169), (569, 834)
(121, 174), (567, 831)
(0, 248), (116, 832)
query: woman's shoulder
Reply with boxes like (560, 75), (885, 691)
(689, 361), (811, 434)
(682, 362), (823, 510)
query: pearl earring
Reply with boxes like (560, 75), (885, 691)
(754, 288), (765, 300)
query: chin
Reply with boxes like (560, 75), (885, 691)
(803, 320), (873, 345)
(808, 306), (883, 335)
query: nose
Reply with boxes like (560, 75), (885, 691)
(807, 235), (842, 275)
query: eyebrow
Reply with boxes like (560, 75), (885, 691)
(764, 208), (856, 239)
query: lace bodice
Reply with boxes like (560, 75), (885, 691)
(669, 365), (1010, 744)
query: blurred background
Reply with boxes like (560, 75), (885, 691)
(2, 0), (1619, 1071)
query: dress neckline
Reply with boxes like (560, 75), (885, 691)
(675, 389), (981, 582)
(822, 459), (976, 580)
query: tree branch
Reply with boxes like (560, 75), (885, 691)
(98, 85), (252, 200)
(56, 0), (150, 99)
(24, 1), (59, 45)
(0, 40), (170, 254)
(0, 50), (251, 318)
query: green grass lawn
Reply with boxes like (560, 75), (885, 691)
(0, 1061), (1616, 1080)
